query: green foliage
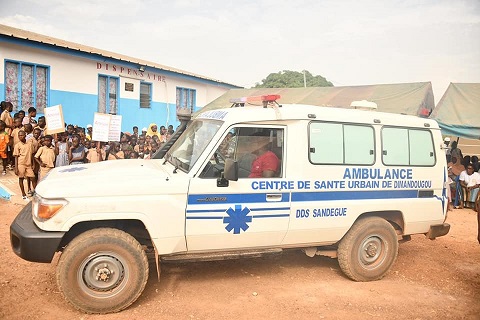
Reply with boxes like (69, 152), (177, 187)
(254, 70), (333, 88)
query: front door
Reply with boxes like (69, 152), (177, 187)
(186, 126), (290, 251)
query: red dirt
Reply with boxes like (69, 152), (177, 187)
(1, 175), (479, 319)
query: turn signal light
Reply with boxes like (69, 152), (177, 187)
(38, 203), (65, 220)
(32, 196), (68, 221)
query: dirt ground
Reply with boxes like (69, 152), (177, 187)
(1, 176), (480, 319)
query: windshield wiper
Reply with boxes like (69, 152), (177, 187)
(171, 156), (181, 174)
(163, 152), (171, 165)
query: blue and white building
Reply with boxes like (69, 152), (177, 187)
(0, 24), (240, 132)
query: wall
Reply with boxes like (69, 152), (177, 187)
(0, 37), (238, 133)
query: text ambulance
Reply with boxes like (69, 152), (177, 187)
(10, 95), (450, 314)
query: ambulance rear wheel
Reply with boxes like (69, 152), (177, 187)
(337, 217), (398, 282)
(56, 228), (149, 314)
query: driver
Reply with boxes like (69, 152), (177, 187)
(248, 131), (279, 178)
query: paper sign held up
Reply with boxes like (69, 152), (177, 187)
(44, 105), (65, 134)
(92, 113), (122, 142)
(108, 115), (122, 142)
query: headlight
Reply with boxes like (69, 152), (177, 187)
(32, 195), (68, 221)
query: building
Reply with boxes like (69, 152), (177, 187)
(0, 24), (240, 132)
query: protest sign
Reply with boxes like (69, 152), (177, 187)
(108, 115), (122, 142)
(44, 105), (65, 134)
(92, 113), (111, 142)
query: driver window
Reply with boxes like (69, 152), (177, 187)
(199, 127), (283, 179)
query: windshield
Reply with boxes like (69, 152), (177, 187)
(166, 119), (223, 172)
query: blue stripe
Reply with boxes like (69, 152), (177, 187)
(187, 209), (226, 213)
(188, 193), (290, 204)
(186, 216), (224, 220)
(251, 207), (289, 211)
(189, 189), (432, 206)
(186, 214), (289, 219)
(187, 207), (290, 214)
(252, 214), (290, 218)
(291, 190), (419, 201)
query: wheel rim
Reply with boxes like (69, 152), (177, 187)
(357, 235), (387, 270)
(78, 252), (128, 298)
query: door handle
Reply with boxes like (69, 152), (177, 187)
(266, 194), (282, 202)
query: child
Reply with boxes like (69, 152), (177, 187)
(130, 151), (139, 159)
(54, 132), (69, 167)
(28, 127), (41, 191)
(120, 134), (133, 159)
(69, 134), (85, 165)
(86, 141), (105, 163)
(24, 123), (34, 142)
(137, 143), (145, 159)
(34, 135), (55, 181)
(13, 130), (36, 199)
(11, 117), (22, 148)
(107, 142), (124, 160)
(66, 124), (75, 143)
(0, 120), (9, 175)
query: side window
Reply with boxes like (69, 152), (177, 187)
(309, 122), (374, 165)
(200, 127), (284, 179)
(140, 82), (152, 108)
(98, 75), (119, 114)
(382, 128), (409, 165)
(5, 61), (49, 113)
(344, 125), (374, 164)
(382, 127), (435, 166)
(409, 130), (435, 165)
(310, 123), (343, 164)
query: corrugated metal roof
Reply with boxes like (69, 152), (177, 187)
(0, 23), (240, 87)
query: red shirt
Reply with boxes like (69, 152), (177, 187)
(249, 151), (279, 178)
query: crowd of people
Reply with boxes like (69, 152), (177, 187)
(446, 139), (480, 211)
(0, 101), (175, 200)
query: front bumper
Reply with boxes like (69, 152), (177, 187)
(426, 223), (450, 240)
(10, 203), (65, 263)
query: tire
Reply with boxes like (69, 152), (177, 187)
(337, 217), (398, 282)
(56, 228), (149, 314)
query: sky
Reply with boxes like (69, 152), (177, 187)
(0, 0), (479, 102)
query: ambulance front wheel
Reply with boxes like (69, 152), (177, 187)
(56, 228), (149, 314)
(337, 217), (398, 282)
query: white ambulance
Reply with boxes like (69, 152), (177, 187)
(10, 95), (450, 314)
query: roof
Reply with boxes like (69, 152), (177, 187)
(0, 24), (240, 87)
(195, 82), (434, 117)
(430, 83), (480, 139)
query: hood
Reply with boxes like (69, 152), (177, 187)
(36, 159), (178, 198)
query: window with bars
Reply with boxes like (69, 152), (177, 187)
(140, 82), (152, 108)
(4, 61), (49, 113)
(176, 87), (196, 114)
(98, 75), (118, 114)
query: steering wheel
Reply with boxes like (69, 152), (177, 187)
(213, 150), (226, 165)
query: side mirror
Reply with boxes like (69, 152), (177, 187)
(224, 158), (238, 181)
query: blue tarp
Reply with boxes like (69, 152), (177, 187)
(0, 185), (11, 200)
(430, 83), (480, 139)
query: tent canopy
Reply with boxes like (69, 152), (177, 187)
(195, 82), (434, 117)
(430, 83), (480, 139)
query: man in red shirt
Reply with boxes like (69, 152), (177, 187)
(248, 132), (279, 178)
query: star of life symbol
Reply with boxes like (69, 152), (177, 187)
(59, 167), (87, 173)
(223, 204), (252, 234)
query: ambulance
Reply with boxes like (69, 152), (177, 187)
(10, 95), (450, 314)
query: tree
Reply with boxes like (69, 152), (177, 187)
(254, 70), (333, 88)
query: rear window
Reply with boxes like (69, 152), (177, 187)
(381, 127), (435, 166)
(309, 122), (375, 165)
